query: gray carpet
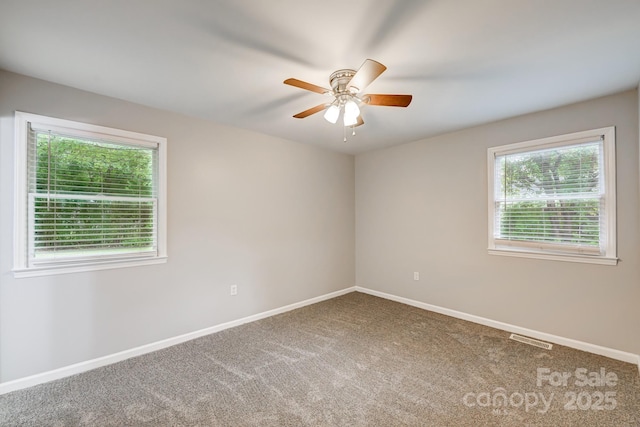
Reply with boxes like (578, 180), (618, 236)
(1, 292), (639, 426)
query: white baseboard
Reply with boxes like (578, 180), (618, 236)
(3, 285), (638, 395)
(356, 286), (640, 370)
(0, 286), (356, 395)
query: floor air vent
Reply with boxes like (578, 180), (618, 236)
(509, 334), (553, 350)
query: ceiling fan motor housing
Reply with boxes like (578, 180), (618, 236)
(329, 69), (359, 97)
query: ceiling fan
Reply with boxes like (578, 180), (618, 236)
(283, 59), (412, 129)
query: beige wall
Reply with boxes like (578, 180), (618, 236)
(1, 69), (637, 385)
(0, 71), (355, 382)
(356, 90), (640, 356)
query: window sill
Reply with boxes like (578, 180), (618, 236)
(488, 248), (618, 266)
(13, 256), (168, 278)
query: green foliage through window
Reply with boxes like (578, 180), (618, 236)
(30, 131), (157, 259)
(495, 142), (602, 249)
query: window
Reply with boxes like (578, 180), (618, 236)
(14, 112), (167, 277)
(487, 127), (616, 265)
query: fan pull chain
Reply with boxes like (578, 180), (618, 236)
(342, 125), (357, 142)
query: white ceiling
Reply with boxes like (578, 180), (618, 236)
(1, 0), (640, 154)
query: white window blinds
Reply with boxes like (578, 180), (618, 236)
(27, 125), (159, 265)
(488, 126), (617, 265)
(494, 139), (604, 254)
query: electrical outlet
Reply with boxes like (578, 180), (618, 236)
(413, 272), (419, 281)
(230, 285), (237, 296)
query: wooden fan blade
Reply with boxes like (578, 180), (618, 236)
(293, 103), (327, 118)
(347, 59), (387, 93)
(355, 116), (364, 127)
(284, 78), (330, 94)
(364, 94), (412, 107)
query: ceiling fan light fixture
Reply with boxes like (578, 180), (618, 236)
(343, 99), (360, 126)
(324, 104), (340, 124)
(343, 111), (358, 126)
(285, 59), (412, 134)
(344, 99), (360, 118)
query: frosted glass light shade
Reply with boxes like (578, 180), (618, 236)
(343, 100), (360, 126)
(324, 105), (340, 124)
(343, 112), (358, 126)
(344, 100), (360, 118)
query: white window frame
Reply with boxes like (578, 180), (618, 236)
(13, 112), (168, 277)
(487, 127), (617, 265)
